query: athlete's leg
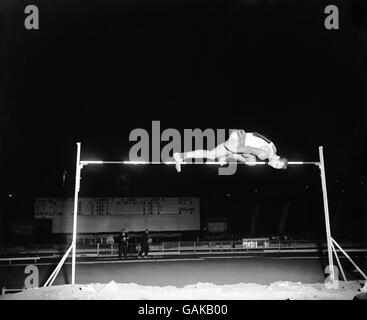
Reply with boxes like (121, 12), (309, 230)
(172, 129), (247, 172)
(173, 143), (231, 172)
(182, 143), (229, 160)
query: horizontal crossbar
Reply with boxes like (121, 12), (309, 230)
(80, 160), (320, 166)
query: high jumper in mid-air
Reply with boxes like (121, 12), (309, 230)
(173, 130), (288, 172)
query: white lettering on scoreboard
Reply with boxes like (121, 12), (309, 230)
(34, 197), (200, 233)
(242, 238), (270, 249)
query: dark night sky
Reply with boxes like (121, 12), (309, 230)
(0, 0), (366, 236)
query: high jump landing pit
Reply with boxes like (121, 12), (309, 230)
(1, 256), (366, 300)
(1, 280), (364, 300)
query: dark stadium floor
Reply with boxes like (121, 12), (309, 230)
(1, 253), (366, 290)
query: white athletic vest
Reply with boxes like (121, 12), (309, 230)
(245, 132), (276, 158)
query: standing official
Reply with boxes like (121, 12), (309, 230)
(117, 228), (129, 259)
(138, 229), (151, 258)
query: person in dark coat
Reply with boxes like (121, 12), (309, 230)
(117, 228), (129, 259)
(138, 229), (150, 258)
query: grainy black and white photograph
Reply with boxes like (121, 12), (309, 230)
(0, 0), (367, 307)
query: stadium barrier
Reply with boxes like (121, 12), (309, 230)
(0, 257), (41, 264)
(1, 240), (367, 260)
